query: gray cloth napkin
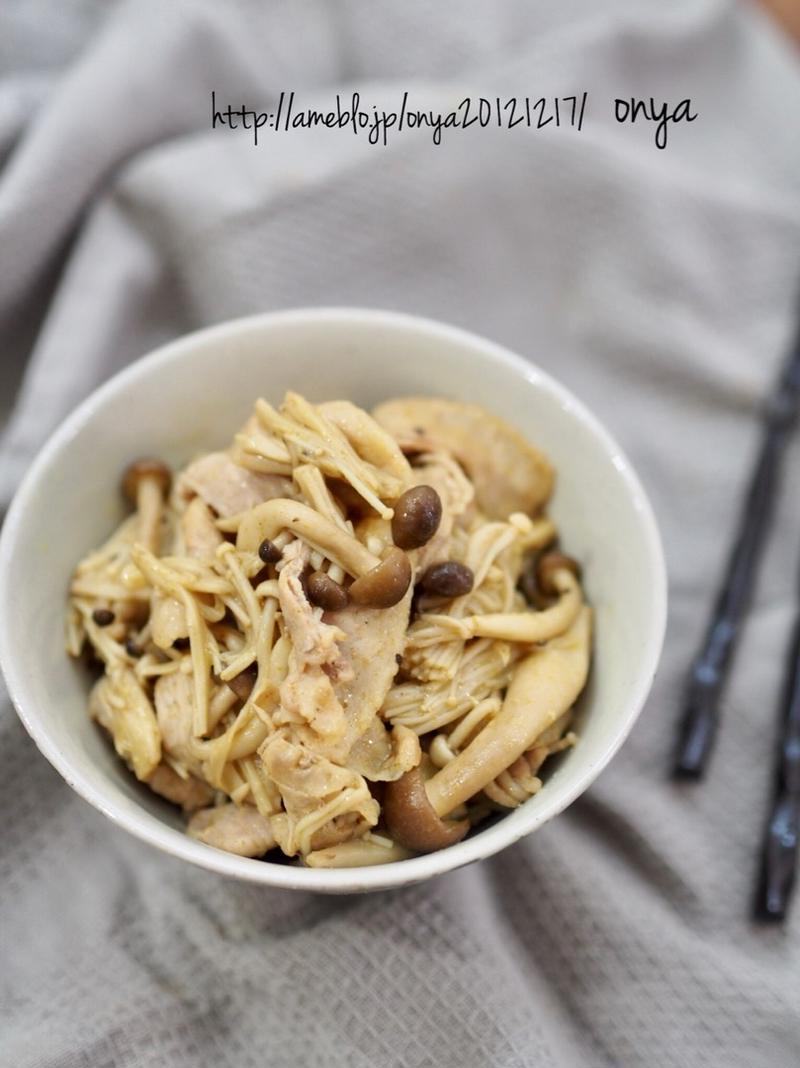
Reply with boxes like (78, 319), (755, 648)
(2, 2), (800, 1066)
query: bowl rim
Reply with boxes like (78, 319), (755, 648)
(0, 307), (667, 892)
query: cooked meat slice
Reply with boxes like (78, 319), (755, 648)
(373, 397), (554, 518)
(150, 591), (188, 649)
(180, 496), (223, 558)
(176, 451), (294, 517)
(327, 594), (410, 735)
(89, 669), (161, 782)
(279, 541), (345, 671)
(88, 675), (113, 733)
(272, 535), (419, 779)
(188, 803), (275, 856)
(147, 763), (214, 811)
(153, 670), (203, 776)
(346, 718), (421, 782)
(325, 590), (418, 779)
(275, 541), (350, 743)
(260, 733), (378, 856)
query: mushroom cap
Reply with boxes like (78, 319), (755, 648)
(536, 551), (581, 597)
(383, 767), (469, 853)
(349, 547), (412, 609)
(418, 560), (474, 599)
(391, 484), (443, 550)
(306, 570), (349, 611)
(121, 458), (172, 503)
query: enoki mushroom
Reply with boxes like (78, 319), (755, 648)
(66, 391), (592, 866)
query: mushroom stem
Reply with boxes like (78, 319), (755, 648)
(305, 836), (413, 868)
(121, 459), (172, 555)
(136, 476), (164, 555)
(236, 499), (380, 578)
(437, 568), (582, 644)
(424, 606), (592, 818)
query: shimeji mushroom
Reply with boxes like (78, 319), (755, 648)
(348, 547), (412, 609)
(430, 553), (582, 644)
(306, 571), (349, 611)
(384, 606), (592, 851)
(237, 499), (380, 577)
(121, 457), (172, 554)
(383, 767), (470, 852)
(236, 499), (413, 609)
(390, 485), (443, 550)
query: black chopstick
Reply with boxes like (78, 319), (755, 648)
(754, 573), (800, 922)
(673, 338), (800, 778)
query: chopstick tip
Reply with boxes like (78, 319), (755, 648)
(672, 689), (718, 779)
(753, 876), (790, 922)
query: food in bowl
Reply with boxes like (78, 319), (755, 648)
(66, 391), (591, 868)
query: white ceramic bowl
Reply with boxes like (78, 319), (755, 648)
(0, 309), (666, 892)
